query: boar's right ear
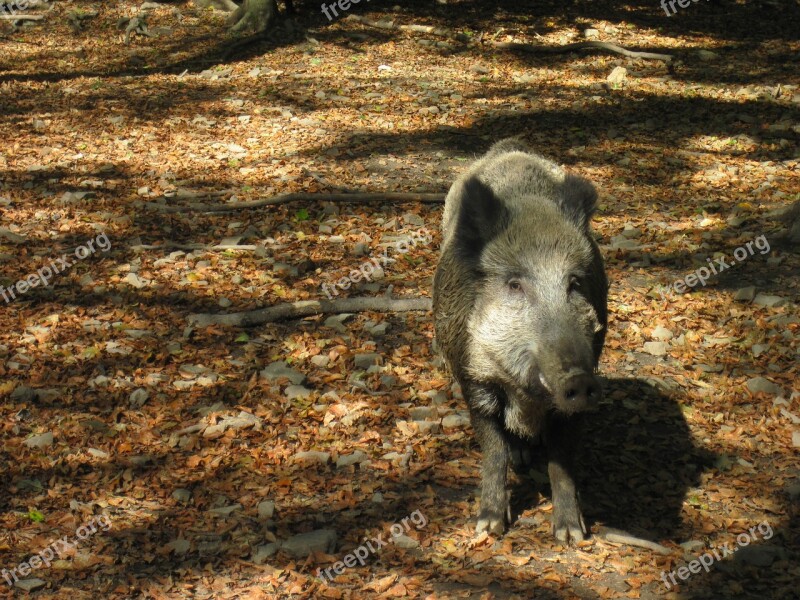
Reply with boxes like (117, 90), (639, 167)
(557, 174), (598, 231)
(454, 176), (509, 261)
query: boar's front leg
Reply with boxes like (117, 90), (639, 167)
(545, 413), (586, 543)
(467, 385), (510, 535)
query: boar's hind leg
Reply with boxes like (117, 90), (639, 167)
(545, 414), (586, 543)
(468, 386), (510, 535)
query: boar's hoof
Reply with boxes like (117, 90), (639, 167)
(476, 511), (506, 536)
(552, 505), (586, 544)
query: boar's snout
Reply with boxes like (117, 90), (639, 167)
(560, 369), (601, 412)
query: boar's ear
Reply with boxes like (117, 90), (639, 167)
(557, 174), (598, 230)
(454, 176), (509, 261)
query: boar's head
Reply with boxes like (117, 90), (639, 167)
(456, 173), (607, 418)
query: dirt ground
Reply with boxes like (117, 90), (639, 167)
(0, 0), (798, 598)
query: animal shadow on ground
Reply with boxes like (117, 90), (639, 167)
(509, 376), (713, 542)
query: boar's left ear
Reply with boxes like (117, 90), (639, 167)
(557, 174), (598, 231)
(454, 176), (510, 262)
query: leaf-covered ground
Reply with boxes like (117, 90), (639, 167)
(0, 0), (798, 598)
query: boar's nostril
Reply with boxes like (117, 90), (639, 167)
(563, 372), (595, 403)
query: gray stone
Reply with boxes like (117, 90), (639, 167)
(24, 432), (54, 448)
(369, 322), (389, 337)
(415, 420), (440, 434)
(336, 451), (368, 468)
(11, 385), (37, 402)
(354, 353), (381, 369)
(442, 414), (471, 429)
(209, 504), (242, 516)
(746, 377), (781, 395)
(294, 451), (330, 464)
(129, 388), (149, 408)
(583, 28), (600, 39)
(392, 534), (419, 549)
(752, 344), (769, 357)
(252, 542), (281, 564)
(652, 326), (674, 341)
(260, 361), (306, 385)
(697, 50), (719, 62)
(324, 313), (353, 334)
(172, 488), (192, 503)
(403, 212), (426, 227)
(607, 66), (627, 86)
(734, 286), (756, 301)
(281, 529), (337, 557)
(753, 294), (786, 308)
(285, 385), (313, 400)
(621, 224), (642, 239)
(409, 407), (436, 420)
(371, 492), (384, 503)
(311, 355), (330, 367)
(15, 579), (46, 592)
(643, 341), (668, 356)
(680, 540), (705, 552)
(258, 500), (275, 519)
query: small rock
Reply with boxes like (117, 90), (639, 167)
(324, 313), (353, 334)
(209, 504), (242, 516)
(172, 488), (192, 503)
(87, 448), (108, 458)
(442, 414), (471, 429)
(415, 420), (440, 434)
(352, 242), (370, 256)
(583, 28), (600, 39)
(392, 534), (419, 549)
(792, 431), (800, 448)
(167, 538), (191, 555)
(252, 542), (281, 564)
(652, 326), (674, 341)
(285, 385), (313, 400)
(621, 224), (642, 239)
(15, 579), (46, 592)
(751, 344), (769, 357)
(697, 50), (719, 62)
(368, 322), (389, 337)
(311, 355), (330, 367)
(746, 377), (781, 395)
(281, 529), (337, 557)
(294, 451), (330, 464)
(470, 64), (490, 74)
(734, 286), (756, 301)
(129, 388), (149, 408)
(258, 500), (275, 519)
(11, 385), (37, 402)
(218, 297), (232, 308)
(354, 353), (381, 369)
(260, 361), (306, 385)
(403, 212), (426, 227)
(24, 432), (54, 448)
(336, 451), (367, 468)
(753, 293), (786, 308)
(371, 492), (384, 503)
(409, 406), (436, 420)
(643, 341), (668, 356)
(607, 66), (627, 86)
(680, 540), (705, 553)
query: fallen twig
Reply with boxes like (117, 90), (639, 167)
(595, 527), (673, 555)
(142, 192), (445, 213)
(187, 297), (432, 327)
(0, 14), (43, 20)
(492, 40), (673, 63)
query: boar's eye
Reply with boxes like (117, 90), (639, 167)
(568, 275), (581, 294)
(508, 279), (523, 292)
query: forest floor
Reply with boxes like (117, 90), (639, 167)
(0, 0), (798, 598)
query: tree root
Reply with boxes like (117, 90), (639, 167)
(492, 40), (673, 63)
(142, 191), (445, 213)
(187, 296), (432, 327)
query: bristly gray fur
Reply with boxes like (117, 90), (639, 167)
(432, 138), (608, 542)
